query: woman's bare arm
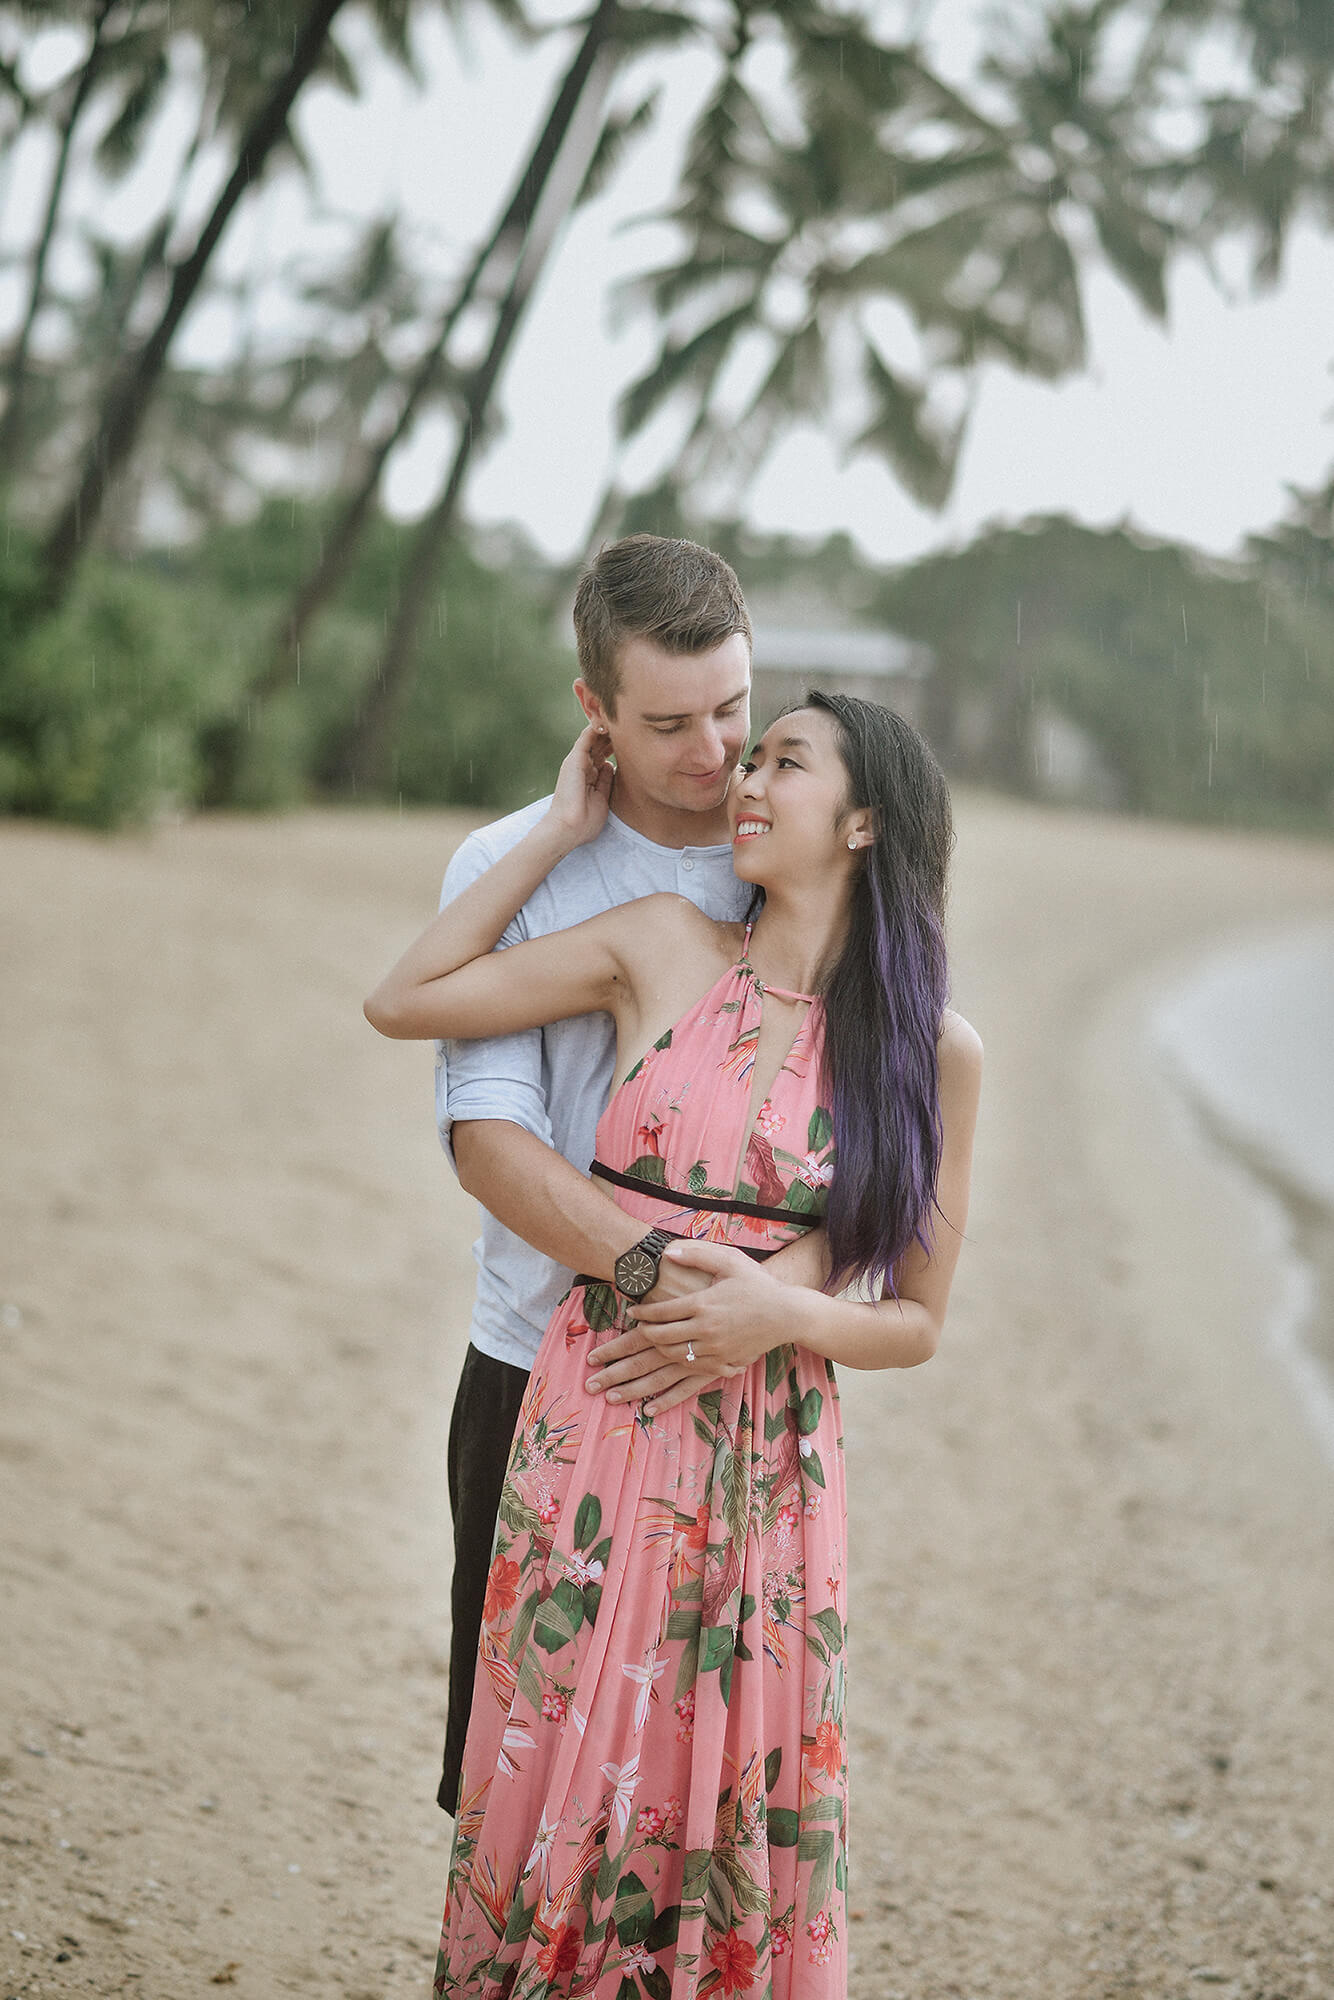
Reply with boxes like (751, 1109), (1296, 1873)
(365, 726), (625, 1040)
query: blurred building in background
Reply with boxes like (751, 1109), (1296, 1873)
(749, 620), (933, 730)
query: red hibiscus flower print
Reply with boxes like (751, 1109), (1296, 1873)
(535, 1924), (581, 1979)
(708, 1927), (758, 1993)
(806, 1718), (842, 1779)
(685, 1502), (711, 1552)
(482, 1553), (521, 1625)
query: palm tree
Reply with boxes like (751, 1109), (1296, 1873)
(616, 1), (1188, 518)
(320, 0), (638, 791)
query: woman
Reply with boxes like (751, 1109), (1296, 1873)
(366, 693), (982, 1999)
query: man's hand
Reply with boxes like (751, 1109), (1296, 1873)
(583, 1251), (717, 1414)
(585, 1240), (796, 1416)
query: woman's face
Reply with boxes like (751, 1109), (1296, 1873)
(727, 707), (866, 887)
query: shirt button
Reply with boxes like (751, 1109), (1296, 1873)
(681, 858), (695, 871)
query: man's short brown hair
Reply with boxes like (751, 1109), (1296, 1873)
(572, 535), (753, 714)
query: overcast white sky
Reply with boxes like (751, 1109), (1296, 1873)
(4, 0), (1333, 565)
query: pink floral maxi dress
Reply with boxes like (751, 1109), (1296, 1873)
(434, 937), (848, 1999)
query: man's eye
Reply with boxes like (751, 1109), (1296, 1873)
(652, 723), (685, 735)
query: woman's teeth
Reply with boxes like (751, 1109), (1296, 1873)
(735, 819), (769, 837)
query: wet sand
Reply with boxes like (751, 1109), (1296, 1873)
(2, 798), (1333, 1999)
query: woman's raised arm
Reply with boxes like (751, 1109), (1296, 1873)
(364, 725), (622, 1041)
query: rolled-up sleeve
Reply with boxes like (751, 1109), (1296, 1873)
(434, 837), (555, 1172)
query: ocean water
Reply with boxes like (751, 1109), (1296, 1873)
(1154, 920), (1334, 1466)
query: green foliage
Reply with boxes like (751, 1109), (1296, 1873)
(877, 515), (1334, 829)
(0, 536), (224, 826)
(0, 499), (575, 826)
(388, 539), (576, 811)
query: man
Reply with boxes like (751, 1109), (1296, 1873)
(434, 534), (824, 1812)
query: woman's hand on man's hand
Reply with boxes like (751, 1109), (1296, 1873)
(584, 1240), (792, 1416)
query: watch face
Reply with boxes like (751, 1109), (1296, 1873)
(615, 1245), (659, 1300)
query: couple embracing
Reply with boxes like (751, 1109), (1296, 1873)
(366, 533), (982, 1997)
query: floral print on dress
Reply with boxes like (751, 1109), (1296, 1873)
(434, 940), (847, 1999)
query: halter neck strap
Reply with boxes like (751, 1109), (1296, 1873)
(739, 923), (816, 1005)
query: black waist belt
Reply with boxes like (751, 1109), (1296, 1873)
(570, 1158), (816, 1293)
(589, 1158), (818, 1229)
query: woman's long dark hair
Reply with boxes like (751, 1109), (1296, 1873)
(806, 691), (954, 1295)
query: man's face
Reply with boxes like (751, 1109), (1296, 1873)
(577, 633), (752, 818)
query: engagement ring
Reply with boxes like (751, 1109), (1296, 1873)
(686, 1342), (696, 1363)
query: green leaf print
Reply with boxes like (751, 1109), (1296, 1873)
(508, 1591), (538, 1661)
(583, 1281), (621, 1334)
(765, 1346), (789, 1395)
(533, 1576), (584, 1654)
(712, 1843), (771, 1917)
(644, 1904), (681, 1951)
(722, 1446), (748, 1548)
(802, 1446), (826, 1490)
(615, 1977), (638, 2000)
(582, 1581), (603, 1625)
(681, 1849), (712, 1904)
(798, 1827), (840, 1921)
(573, 1493), (602, 1550)
(764, 1746), (782, 1791)
(624, 1153), (668, 1186)
(700, 1625), (734, 1675)
(595, 1833), (622, 1903)
(796, 1386), (823, 1435)
(807, 1105), (833, 1152)
(813, 1606), (844, 1654)
(719, 1653), (734, 1706)
(613, 1871), (655, 1947)
(673, 1629), (699, 1701)
(766, 1807), (799, 1848)
(516, 1647), (544, 1715)
(621, 1027), (672, 1085)
(502, 1895), (536, 1946)
(665, 1603), (701, 1643)
(687, 1160), (709, 1195)
(497, 1488), (544, 1538)
(782, 1179), (822, 1215)
(642, 1965), (673, 2000)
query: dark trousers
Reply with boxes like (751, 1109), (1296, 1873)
(438, 1343), (531, 1814)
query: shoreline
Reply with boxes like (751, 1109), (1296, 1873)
(1153, 1044), (1334, 1470)
(1150, 925), (1334, 1472)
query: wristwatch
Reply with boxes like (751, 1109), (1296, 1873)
(613, 1226), (676, 1302)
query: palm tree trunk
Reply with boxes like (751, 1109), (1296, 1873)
(36, 0), (350, 612)
(325, 2), (620, 795)
(257, 0), (623, 715)
(0, 0), (117, 482)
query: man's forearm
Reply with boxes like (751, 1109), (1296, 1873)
(453, 1120), (643, 1278)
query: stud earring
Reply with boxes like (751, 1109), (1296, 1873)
(847, 837), (858, 850)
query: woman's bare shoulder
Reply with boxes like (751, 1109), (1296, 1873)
(603, 892), (740, 973)
(939, 1007), (984, 1072)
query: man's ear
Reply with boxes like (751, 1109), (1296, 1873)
(573, 679), (610, 732)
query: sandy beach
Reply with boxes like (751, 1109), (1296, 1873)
(3, 794), (1333, 2000)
